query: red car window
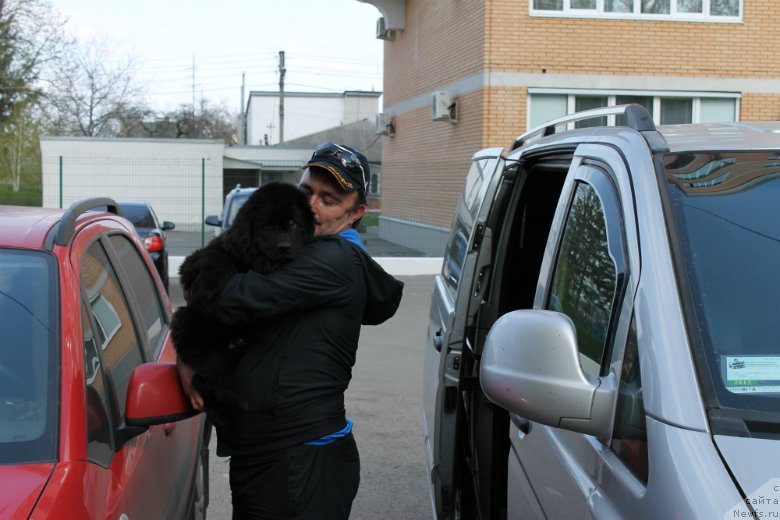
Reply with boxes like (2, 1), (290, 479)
(0, 249), (58, 465)
(108, 235), (167, 358)
(80, 241), (144, 420)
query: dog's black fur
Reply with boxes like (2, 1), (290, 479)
(171, 182), (314, 423)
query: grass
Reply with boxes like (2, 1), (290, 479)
(0, 185), (42, 206)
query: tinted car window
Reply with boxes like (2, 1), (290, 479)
(119, 202), (156, 228)
(611, 316), (648, 482)
(0, 249), (58, 465)
(546, 170), (624, 376)
(665, 151), (780, 412)
(81, 241), (144, 419)
(442, 157), (498, 289)
(108, 235), (166, 357)
(82, 302), (114, 466)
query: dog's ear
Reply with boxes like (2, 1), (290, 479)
(221, 216), (255, 268)
(293, 188), (315, 239)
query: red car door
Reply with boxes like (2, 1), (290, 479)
(74, 225), (180, 518)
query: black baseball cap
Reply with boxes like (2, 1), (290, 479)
(303, 143), (369, 193)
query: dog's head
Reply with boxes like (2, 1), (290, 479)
(221, 182), (315, 273)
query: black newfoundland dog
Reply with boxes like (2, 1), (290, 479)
(171, 182), (314, 422)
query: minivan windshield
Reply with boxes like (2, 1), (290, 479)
(664, 151), (780, 413)
(0, 249), (59, 464)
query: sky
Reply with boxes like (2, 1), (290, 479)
(49, 0), (385, 113)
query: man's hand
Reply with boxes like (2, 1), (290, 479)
(176, 357), (205, 411)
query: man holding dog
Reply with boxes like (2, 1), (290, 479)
(180, 143), (403, 519)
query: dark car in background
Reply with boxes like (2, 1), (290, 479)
(112, 200), (175, 291)
(205, 184), (257, 234)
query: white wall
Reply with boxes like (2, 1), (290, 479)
(246, 91), (380, 146)
(40, 137), (225, 231)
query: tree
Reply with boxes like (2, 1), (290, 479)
(0, 102), (40, 192)
(0, 0), (68, 133)
(0, 0), (67, 195)
(121, 98), (238, 143)
(45, 37), (146, 137)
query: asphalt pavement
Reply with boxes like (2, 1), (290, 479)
(169, 273), (436, 519)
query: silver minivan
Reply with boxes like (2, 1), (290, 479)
(422, 105), (780, 519)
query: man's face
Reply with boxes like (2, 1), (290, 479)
(298, 168), (366, 237)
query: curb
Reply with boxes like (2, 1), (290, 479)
(169, 256), (442, 278)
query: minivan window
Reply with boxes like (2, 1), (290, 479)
(0, 249), (58, 465)
(546, 166), (626, 377)
(442, 157), (498, 289)
(665, 151), (780, 413)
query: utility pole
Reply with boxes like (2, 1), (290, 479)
(192, 54), (196, 115)
(240, 72), (246, 144)
(278, 50), (286, 143)
(266, 122), (275, 144)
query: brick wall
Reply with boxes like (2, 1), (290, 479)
(486, 0), (779, 78)
(379, 0), (780, 238)
(741, 94), (780, 121)
(383, 0), (486, 106)
(382, 89), (484, 228)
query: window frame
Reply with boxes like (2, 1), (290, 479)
(528, 89), (740, 130)
(530, 0), (742, 22)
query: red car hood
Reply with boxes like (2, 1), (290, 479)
(0, 463), (54, 518)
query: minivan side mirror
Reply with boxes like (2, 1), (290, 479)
(162, 221), (175, 231)
(480, 310), (617, 441)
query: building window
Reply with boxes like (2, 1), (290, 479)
(368, 164), (381, 197)
(528, 91), (738, 130)
(531, 0), (740, 21)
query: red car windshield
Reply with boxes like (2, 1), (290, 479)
(0, 249), (59, 465)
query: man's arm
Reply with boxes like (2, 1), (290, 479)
(190, 236), (355, 325)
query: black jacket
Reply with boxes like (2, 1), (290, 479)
(202, 235), (403, 455)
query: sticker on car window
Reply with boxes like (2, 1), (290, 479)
(723, 356), (780, 393)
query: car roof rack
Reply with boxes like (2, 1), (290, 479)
(512, 104), (657, 150)
(46, 197), (120, 250)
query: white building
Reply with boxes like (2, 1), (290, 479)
(40, 136), (225, 232)
(246, 90), (381, 146)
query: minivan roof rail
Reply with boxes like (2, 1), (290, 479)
(48, 197), (120, 249)
(512, 104), (656, 150)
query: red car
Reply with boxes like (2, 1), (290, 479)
(0, 198), (209, 519)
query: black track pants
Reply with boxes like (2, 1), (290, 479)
(230, 434), (360, 520)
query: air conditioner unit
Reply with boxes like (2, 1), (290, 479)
(376, 17), (395, 40)
(375, 113), (395, 136)
(432, 91), (458, 122)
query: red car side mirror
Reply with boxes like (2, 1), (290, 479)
(125, 362), (199, 426)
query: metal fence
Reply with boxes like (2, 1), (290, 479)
(23, 155), (453, 259)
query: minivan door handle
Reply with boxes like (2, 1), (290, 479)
(511, 414), (531, 435)
(432, 330), (443, 352)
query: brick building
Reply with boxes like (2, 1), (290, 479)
(359, 0), (780, 255)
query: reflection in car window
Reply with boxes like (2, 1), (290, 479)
(665, 151), (780, 412)
(108, 235), (166, 357)
(81, 241), (144, 419)
(443, 158), (498, 290)
(547, 178), (618, 376)
(0, 249), (58, 465)
(82, 302), (114, 466)
(611, 316), (648, 482)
